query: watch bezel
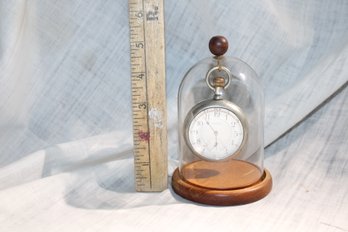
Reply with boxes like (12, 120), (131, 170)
(184, 99), (248, 161)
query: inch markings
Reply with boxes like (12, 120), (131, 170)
(128, 0), (168, 192)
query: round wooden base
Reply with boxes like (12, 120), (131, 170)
(172, 168), (272, 206)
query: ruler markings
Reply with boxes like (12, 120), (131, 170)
(129, 0), (167, 191)
(140, 0), (153, 189)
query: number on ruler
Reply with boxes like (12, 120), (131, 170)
(136, 42), (144, 48)
(136, 73), (145, 79)
(138, 103), (147, 109)
(136, 11), (143, 24)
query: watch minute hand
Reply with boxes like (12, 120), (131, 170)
(206, 121), (218, 147)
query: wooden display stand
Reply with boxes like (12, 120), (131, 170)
(172, 161), (272, 206)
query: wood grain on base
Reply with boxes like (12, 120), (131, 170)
(181, 160), (262, 190)
(172, 167), (272, 206)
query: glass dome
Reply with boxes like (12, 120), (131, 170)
(177, 56), (264, 190)
(172, 36), (271, 206)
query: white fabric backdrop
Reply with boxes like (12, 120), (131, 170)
(0, 0), (347, 231)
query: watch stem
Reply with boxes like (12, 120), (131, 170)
(213, 77), (225, 100)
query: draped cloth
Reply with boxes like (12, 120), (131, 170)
(0, 0), (347, 231)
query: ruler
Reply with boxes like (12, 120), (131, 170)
(128, 0), (168, 191)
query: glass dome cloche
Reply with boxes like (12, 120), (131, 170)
(172, 36), (272, 206)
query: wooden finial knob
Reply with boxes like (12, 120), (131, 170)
(209, 36), (229, 56)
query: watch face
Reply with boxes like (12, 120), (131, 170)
(188, 107), (244, 160)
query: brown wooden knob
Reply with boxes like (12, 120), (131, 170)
(209, 36), (229, 56)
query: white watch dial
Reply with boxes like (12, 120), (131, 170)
(188, 107), (244, 160)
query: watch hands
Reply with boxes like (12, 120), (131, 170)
(206, 121), (218, 148)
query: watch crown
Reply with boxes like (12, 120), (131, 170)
(213, 76), (225, 87)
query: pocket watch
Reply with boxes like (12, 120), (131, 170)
(184, 66), (247, 161)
